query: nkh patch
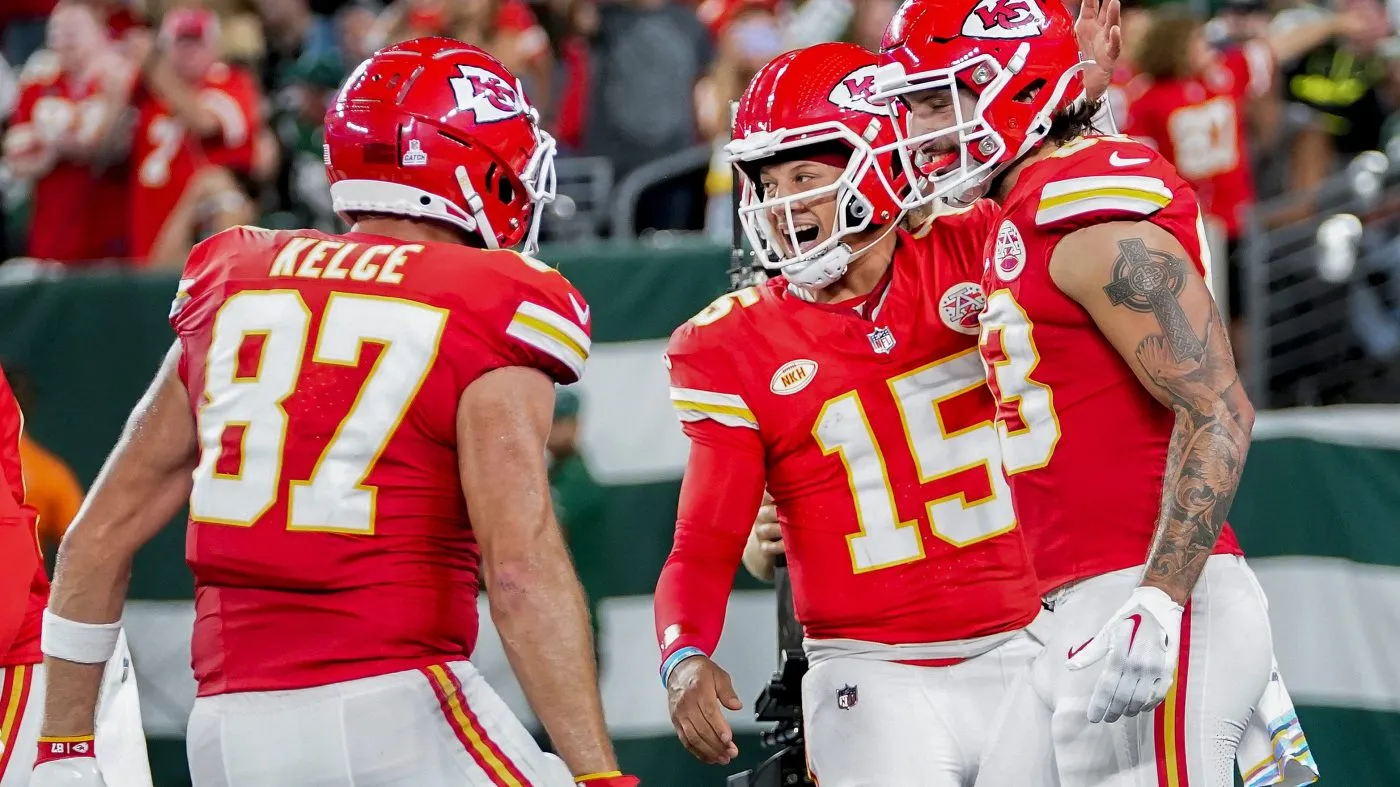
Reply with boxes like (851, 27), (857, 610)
(836, 684), (859, 710)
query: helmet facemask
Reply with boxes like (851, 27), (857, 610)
(727, 123), (903, 291)
(873, 44), (1087, 208)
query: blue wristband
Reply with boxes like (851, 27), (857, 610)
(660, 646), (706, 686)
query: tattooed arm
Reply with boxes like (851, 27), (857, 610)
(1049, 220), (1255, 605)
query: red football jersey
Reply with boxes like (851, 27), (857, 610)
(0, 366), (45, 667)
(978, 136), (1242, 597)
(10, 54), (129, 262)
(169, 226), (591, 696)
(131, 63), (261, 262)
(667, 208), (1041, 647)
(1120, 43), (1271, 238)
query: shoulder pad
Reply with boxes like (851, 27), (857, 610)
(666, 319), (757, 431)
(1033, 137), (1178, 234)
(684, 285), (764, 330)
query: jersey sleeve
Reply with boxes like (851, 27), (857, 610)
(655, 318), (766, 672)
(168, 229), (241, 333)
(1034, 138), (1210, 278)
(1032, 138), (1182, 235)
(492, 255), (592, 385)
(666, 320), (758, 433)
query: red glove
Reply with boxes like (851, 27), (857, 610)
(575, 772), (641, 787)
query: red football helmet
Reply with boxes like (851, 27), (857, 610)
(324, 38), (556, 253)
(872, 0), (1086, 206)
(728, 42), (904, 290)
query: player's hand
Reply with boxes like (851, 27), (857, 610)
(666, 655), (743, 765)
(29, 736), (107, 787)
(574, 773), (641, 787)
(1075, 0), (1122, 101)
(1066, 586), (1184, 723)
(754, 492), (783, 557)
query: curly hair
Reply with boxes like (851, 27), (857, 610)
(1045, 97), (1105, 145)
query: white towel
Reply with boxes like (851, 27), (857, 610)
(1237, 659), (1319, 787)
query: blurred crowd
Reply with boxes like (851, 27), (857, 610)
(0, 0), (1398, 282)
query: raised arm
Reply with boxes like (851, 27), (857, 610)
(456, 366), (619, 780)
(40, 343), (198, 738)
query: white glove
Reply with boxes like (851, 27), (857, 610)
(1065, 586), (1185, 723)
(29, 739), (107, 787)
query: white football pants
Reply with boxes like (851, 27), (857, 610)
(186, 660), (573, 787)
(0, 630), (152, 787)
(803, 631), (1042, 787)
(976, 555), (1274, 787)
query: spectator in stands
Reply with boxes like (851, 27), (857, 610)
(584, 0), (711, 232)
(372, 0), (553, 115)
(848, 0), (896, 51)
(696, 0), (783, 242)
(2, 1), (131, 264)
(551, 0), (599, 152)
(251, 0), (338, 92)
(3, 363), (83, 554)
(1283, 0), (1393, 159)
(335, 0), (380, 67)
(265, 52), (341, 231)
(1123, 4), (1361, 356)
(122, 8), (265, 266)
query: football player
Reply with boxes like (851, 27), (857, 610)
(30, 40), (637, 787)
(654, 22), (1110, 777)
(872, 1), (1312, 786)
(0, 364), (151, 787)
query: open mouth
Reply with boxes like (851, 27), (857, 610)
(915, 147), (960, 178)
(779, 223), (822, 254)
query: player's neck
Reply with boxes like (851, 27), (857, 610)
(813, 230), (898, 304)
(350, 218), (468, 246)
(993, 142), (1061, 202)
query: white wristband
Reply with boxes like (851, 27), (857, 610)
(41, 610), (122, 665)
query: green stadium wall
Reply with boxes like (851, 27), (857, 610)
(1, 244), (1398, 786)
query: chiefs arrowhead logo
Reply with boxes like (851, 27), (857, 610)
(449, 64), (525, 124)
(962, 0), (1047, 39)
(828, 65), (884, 116)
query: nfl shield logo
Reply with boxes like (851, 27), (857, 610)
(836, 685), (858, 710)
(867, 326), (896, 354)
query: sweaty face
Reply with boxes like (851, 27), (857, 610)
(758, 159), (844, 257)
(902, 86), (980, 178)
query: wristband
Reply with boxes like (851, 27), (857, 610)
(660, 646), (705, 686)
(36, 735), (95, 766)
(41, 610), (122, 664)
(575, 772), (621, 783)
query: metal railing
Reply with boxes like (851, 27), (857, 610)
(609, 143), (712, 239)
(1241, 151), (1400, 408)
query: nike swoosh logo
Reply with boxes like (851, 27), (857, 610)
(1109, 151), (1151, 167)
(1126, 613), (1144, 649)
(568, 292), (590, 325)
(1067, 638), (1093, 660)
